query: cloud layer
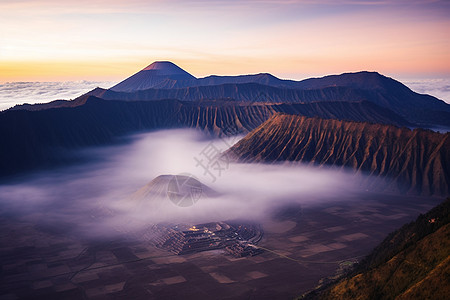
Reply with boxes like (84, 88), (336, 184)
(0, 81), (114, 111)
(0, 129), (370, 240)
(403, 78), (450, 104)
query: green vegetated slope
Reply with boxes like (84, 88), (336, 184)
(302, 198), (450, 300)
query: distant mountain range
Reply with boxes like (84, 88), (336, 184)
(2, 61), (450, 195)
(11, 61), (450, 127)
(227, 114), (450, 195)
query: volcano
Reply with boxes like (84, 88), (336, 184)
(110, 61), (197, 92)
(128, 174), (217, 209)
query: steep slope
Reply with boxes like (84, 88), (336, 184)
(228, 114), (450, 195)
(110, 61), (196, 92)
(0, 98), (412, 178)
(303, 198), (450, 300)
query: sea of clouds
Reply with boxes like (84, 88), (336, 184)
(0, 129), (370, 240)
(403, 78), (450, 104)
(0, 81), (114, 111)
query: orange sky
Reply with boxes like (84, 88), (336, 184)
(1, 0), (449, 82)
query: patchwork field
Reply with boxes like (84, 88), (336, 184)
(0, 194), (440, 299)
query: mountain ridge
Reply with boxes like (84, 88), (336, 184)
(0, 98), (413, 178)
(10, 63), (450, 127)
(227, 113), (450, 195)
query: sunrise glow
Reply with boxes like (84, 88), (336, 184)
(1, 0), (449, 82)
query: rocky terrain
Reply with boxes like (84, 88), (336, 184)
(228, 114), (450, 195)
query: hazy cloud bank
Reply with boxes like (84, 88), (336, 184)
(0, 81), (114, 111)
(403, 78), (450, 104)
(0, 129), (369, 240)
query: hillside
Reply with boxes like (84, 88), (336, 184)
(85, 80), (450, 127)
(227, 114), (450, 195)
(1, 97), (411, 178)
(302, 198), (450, 300)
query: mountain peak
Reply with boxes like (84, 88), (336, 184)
(140, 61), (196, 78)
(142, 61), (192, 75)
(110, 61), (196, 92)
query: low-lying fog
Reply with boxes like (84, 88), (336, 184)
(0, 129), (374, 240)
